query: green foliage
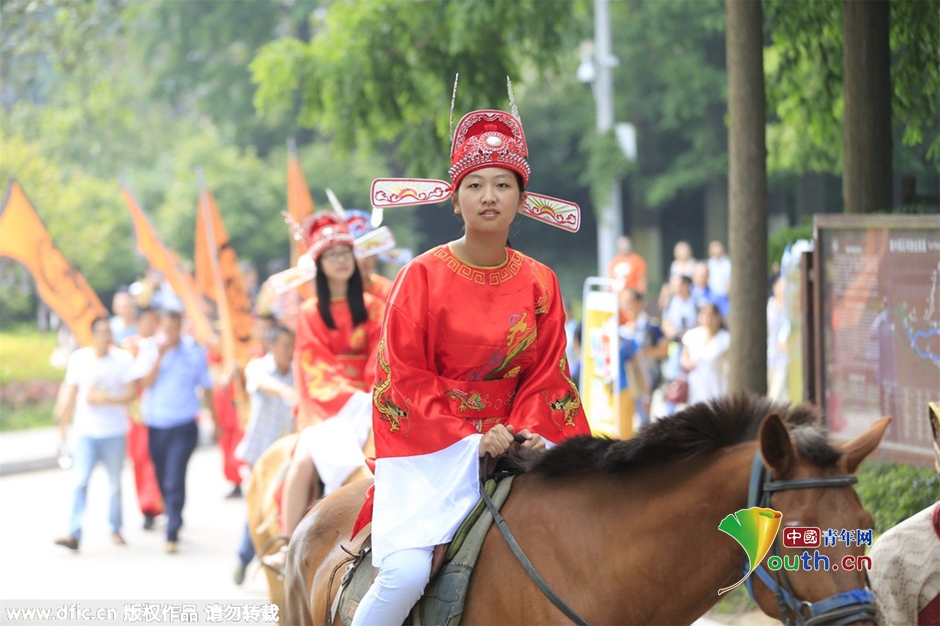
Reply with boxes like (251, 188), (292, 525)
(857, 460), (939, 534)
(130, 0), (308, 153)
(0, 133), (142, 294)
(768, 217), (813, 271)
(611, 0), (728, 209)
(764, 0), (844, 174)
(148, 135), (392, 276)
(251, 0), (584, 175)
(890, 0), (940, 162)
(581, 129), (633, 215)
(764, 0), (940, 174)
(0, 327), (61, 385)
(0, 263), (35, 322)
(1, 0), (402, 307)
(0, 400), (57, 432)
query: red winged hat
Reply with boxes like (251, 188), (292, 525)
(303, 211), (354, 262)
(370, 77), (580, 233)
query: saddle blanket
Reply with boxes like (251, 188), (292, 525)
(333, 475), (516, 626)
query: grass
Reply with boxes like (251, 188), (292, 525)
(0, 325), (62, 385)
(0, 400), (57, 432)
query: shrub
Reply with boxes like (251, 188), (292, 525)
(856, 460), (939, 534)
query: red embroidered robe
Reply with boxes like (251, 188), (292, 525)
(293, 294), (384, 429)
(361, 245), (589, 566)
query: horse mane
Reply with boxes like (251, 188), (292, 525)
(522, 392), (843, 477)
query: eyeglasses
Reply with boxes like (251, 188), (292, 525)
(321, 248), (354, 262)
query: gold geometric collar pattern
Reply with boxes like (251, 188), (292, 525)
(432, 246), (523, 285)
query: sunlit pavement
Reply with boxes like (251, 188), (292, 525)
(0, 444), (269, 603)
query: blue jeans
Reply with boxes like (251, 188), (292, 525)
(148, 420), (198, 542)
(68, 434), (126, 540)
(237, 523), (255, 568)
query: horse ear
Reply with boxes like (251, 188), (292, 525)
(759, 413), (794, 478)
(841, 416), (891, 474)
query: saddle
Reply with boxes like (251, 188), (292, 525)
(330, 474), (516, 626)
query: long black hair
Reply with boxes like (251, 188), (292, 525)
(315, 255), (368, 330)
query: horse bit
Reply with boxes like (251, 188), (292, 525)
(744, 451), (879, 626)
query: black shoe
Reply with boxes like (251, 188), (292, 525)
(143, 512), (155, 530)
(234, 563), (246, 586)
(225, 485), (243, 499)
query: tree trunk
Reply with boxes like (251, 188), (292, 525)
(726, 0), (768, 395)
(843, 0), (892, 213)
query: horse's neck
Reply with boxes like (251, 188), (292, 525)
(527, 442), (757, 624)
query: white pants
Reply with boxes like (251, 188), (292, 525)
(351, 547), (433, 626)
(298, 391), (372, 495)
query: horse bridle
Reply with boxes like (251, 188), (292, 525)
(744, 451), (878, 626)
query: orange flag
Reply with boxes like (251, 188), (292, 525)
(0, 181), (107, 346)
(194, 180), (256, 365)
(287, 137), (314, 262)
(287, 138), (315, 304)
(121, 185), (214, 345)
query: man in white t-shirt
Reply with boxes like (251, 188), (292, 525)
(54, 316), (138, 551)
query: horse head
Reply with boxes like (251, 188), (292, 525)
(751, 412), (891, 626)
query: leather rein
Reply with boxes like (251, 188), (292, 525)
(744, 452), (878, 626)
(480, 439), (590, 626)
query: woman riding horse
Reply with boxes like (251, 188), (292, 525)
(263, 212), (385, 574)
(349, 91), (592, 624)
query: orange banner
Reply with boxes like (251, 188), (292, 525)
(121, 185), (214, 345)
(195, 184), (256, 365)
(0, 181), (107, 346)
(287, 141), (314, 301)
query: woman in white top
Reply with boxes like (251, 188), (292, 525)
(680, 303), (730, 405)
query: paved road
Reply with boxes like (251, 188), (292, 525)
(0, 440), (776, 626)
(0, 445), (274, 623)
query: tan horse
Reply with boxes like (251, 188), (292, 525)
(247, 432), (375, 623)
(246, 433), (298, 621)
(285, 395), (888, 625)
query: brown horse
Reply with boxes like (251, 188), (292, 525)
(285, 395), (888, 625)
(246, 433), (376, 623)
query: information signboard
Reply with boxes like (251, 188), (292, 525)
(814, 215), (938, 467)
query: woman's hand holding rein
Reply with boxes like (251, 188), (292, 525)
(478, 424), (546, 457)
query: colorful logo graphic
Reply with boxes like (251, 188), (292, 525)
(717, 507), (782, 595)
(782, 526), (820, 548)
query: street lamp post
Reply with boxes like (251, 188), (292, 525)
(579, 0), (623, 278)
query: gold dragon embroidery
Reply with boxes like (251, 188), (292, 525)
(544, 356), (582, 427)
(445, 389), (490, 412)
(373, 337), (410, 433)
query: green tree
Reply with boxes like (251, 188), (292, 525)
(0, 133), (141, 294)
(611, 0), (728, 210)
(130, 0), (312, 154)
(251, 0), (585, 176)
(764, 0), (940, 173)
